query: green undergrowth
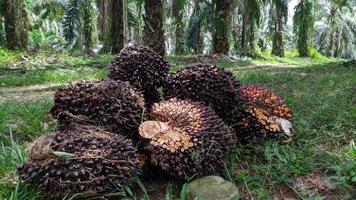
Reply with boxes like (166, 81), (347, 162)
(0, 48), (112, 70)
(168, 50), (341, 70)
(0, 100), (54, 141)
(0, 56), (355, 199)
(0, 48), (110, 87)
(0, 68), (107, 87)
(225, 62), (355, 199)
(0, 47), (21, 66)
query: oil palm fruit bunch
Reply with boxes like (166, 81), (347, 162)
(50, 79), (145, 137)
(108, 43), (171, 108)
(239, 86), (292, 119)
(164, 64), (241, 119)
(235, 86), (293, 142)
(139, 98), (236, 178)
(18, 125), (141, 198)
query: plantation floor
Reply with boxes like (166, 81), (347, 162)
(0, 53), (355, 199)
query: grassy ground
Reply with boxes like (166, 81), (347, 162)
(0, 49), (355, 199)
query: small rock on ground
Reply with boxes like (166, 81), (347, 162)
(186, 176), (239, 200)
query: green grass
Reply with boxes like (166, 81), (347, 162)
(0, 53), (355, 199)
(0, 68), (107, 87)
(226, 62), (356, 199)
(0, 48), (110, 87)
(0, 100), (54, 141)
(168, 49), (342, 71)
(0, 48), (112, 70)
(0, 47), (21, 66)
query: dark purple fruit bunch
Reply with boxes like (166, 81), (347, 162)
(164, 64), (241, 119)
(50, 79), (145, 137)
(18, 125), (141, 198)
(139, 98), (236, 178)
(108, 44), (171, 107)
(234, 86), (293, 142)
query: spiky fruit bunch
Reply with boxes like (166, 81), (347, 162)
(139, 98), (236, 178)
(164, 64), (240, 119)
(108, 44), (171, 107)
(235, 86), (293, 141)
(50, 79), (145, 137)
(239, 86), (292, 119)
(18, 125), (141, 198)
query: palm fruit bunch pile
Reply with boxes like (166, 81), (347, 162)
(234, 86), (293, 141)
(109, 43), (171, 107)
(164, 64), (241, 119)
(50, 79), (145, 137)
(18, 125), (141, 198)
(139, 98), (236, 178)
(18, 44), (295, 198)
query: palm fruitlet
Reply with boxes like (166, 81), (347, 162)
(18, 125), (141, 198)
(139, 98), (236, 178)
(235, 86), (293, 141)
(164, 64), (241, 119)
(109, 44), (171, 108)
(50, 79), (145, 137)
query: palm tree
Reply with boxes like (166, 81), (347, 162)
(1, 0), (17, 49)
(143, 0), (165, 56)
(293, 0), (314, 57)
(97, 0), (111, 51)
(0, 12), (4, 45)
(335, 15), (356, 57)
(63, 0), (81, 46)
(111, 0), (124, 54)
(271, 0), (288, 57)
(326, 0), (352, 57)
(240, 0), (263, 56)
(63, 0), (95, 51)
(127, 0), (144, 43)
(185, 0), (211, 54)
(2, 0), (29, 49)
(83, 0), (94, 52)
(212, 0), (235, 54)
(172, 0), (187, 55)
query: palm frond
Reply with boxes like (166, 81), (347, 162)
(185, 1), (213, 51)
(62, 0), (81, 44)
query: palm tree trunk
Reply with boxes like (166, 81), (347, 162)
(133, 1), (143, 43)
(111, 0), (124, 54)
(189, 0), (202, 54)
(333, 26), (340, 57)
(4, 0), (20, 49)
(272, 7), (284, 57)
(298, 29), (308, 57)
(248, 22), (256, 55)
(173, 4), (185, 55)
(0, 16), (4, 44)
(123, 0), (128, 44)
(212, 0), (234, 54)
(297, 0), (309, 57)
(143, 0), (165, 56)
(326, 29), (334, 57)
(83, 0), (93, 52)
(19, 2), (29, 49)
(97, 0), (111, 51)
(241, 12), (249, 54)
(326, 5), (336, 57)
